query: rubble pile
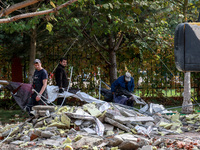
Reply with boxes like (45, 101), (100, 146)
(1, 102), (200, 150)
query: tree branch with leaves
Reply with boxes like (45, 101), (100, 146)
(0, 0), (78, 23)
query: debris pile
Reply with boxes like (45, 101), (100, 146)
(1, 102), (200, 150)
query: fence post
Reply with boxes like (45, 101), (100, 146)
(182, 71), (193, 113)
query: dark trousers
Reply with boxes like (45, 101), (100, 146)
(115, 86), (132, 98)
(57, 97), (67, 106)
(25, 95), (46, 113)
(101, 86), (132, 102)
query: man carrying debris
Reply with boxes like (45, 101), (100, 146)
(25, 59), (48, 115)
(111, 72), (135, 106)
(55, 57), (68, 105)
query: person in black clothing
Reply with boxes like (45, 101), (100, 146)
(25, 59), (48, 114)
(55, 57), (68, 105)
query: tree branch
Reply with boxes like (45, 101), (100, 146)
(188, 3), (200, 9)
(0, 0), (44, 17)
(0, 0), (78, 23)
(93, 35), (109, 51)
(113, 33), (123, 52)
(23, 31), (32, 37)
(168, 0), (183, 6)
(83, 31), (111, 65)
(0, 0), (7, 7)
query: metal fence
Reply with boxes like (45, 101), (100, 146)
(1, 50), (200, 101)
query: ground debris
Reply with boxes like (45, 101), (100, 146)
(1, 103), (200, 149)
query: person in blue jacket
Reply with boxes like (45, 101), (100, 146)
(111, 72), (134, 94)
(111, 72), (134, 106)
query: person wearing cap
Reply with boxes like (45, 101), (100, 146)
(55, 57), (68, 105)
(25, 59), (48, 114)
(111, 72), (135, 98)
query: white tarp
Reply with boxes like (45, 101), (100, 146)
(47, 85), (107, 104)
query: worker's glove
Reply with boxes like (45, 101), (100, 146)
(59, 88), (64, 93)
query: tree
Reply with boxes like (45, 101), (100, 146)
(0, 0), (78, 83)
(1, 0), (200, 104)
(71, 0), (179, 85)
(73, 0), (140, 84)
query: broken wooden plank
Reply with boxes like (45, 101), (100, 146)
(104, 117), (130, 132)
(32, 105), (55, 112)
(113, 116), (154, 123)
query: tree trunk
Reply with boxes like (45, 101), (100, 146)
(182, 72), (193, 113)
(108, 34), (117, 84)
(28, 28), (37, 83)
(183, 0), (188, 22)
(109, 49), (117, 84)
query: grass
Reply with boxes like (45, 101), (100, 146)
(165, 105), (200, 114)
(134, 88), (196, 97)
(0, 109), (29, 125)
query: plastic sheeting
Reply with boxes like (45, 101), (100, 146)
(5, 82), (110, 110)
(47, 85), (107, 104)
(139, 103), (173, 115)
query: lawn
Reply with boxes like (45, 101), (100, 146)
(134, 88), (196, 97)
(0, 109), (29, 125)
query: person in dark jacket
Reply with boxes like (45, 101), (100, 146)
(111, 72), (135, 106)
(55, 57), (68, 105)
(111, 72), (134, 94)
(25, 59), (48, 115)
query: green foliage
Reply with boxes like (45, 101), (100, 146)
(1, 0), (200, 99)
(46, 22), (53, 32)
